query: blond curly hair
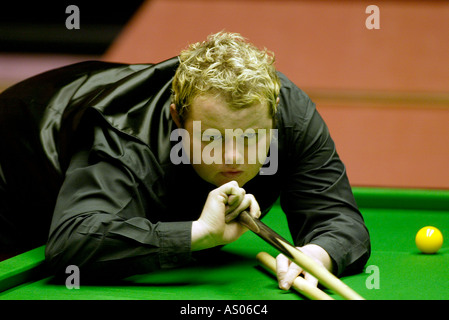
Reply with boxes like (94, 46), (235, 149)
(171, 31), (281, 123)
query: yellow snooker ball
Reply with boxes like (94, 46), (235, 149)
(415, 226), (443, 254)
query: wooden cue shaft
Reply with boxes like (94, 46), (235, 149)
(238, 211), (364, 300)
(256, 252), (334, 300)
(276, 238), (364, 300)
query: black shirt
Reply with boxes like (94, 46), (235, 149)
(0, 57), (370, 278)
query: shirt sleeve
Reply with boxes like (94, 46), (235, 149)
(45, 128), (193, 280)
(279, 86), (371, 276)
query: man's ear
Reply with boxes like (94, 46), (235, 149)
(170, 104), (182, 128)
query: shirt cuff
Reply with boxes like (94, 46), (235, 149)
(157, 221), (193, 268)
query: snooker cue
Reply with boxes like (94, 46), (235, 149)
(237, 211), (364, 300)
(256, 252), (334, 300)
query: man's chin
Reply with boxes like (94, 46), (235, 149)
(214, 176), (250, 188)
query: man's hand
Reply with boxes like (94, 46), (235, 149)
(276, 244), (333, 290)
(191, 181), (261, 251)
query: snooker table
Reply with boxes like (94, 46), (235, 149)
(0, 187), (448, 301)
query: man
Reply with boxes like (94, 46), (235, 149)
(0, 32), (370, 290)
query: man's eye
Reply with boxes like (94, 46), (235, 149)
(205, 134), (222, 141)
(242, 132), (257, 139)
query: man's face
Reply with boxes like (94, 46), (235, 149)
(173, 95), (274, 187)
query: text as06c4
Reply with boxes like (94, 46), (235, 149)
(223, 304), (268, 315)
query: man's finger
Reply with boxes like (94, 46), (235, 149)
(281, 261), (303, 290)
(246, 194), (261, 219)
(225, 192), (251, 222)
(304, 272), (319, 287)
(276, 254), (290, 290)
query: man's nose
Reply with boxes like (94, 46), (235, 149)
(223, 138), (244, 165)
